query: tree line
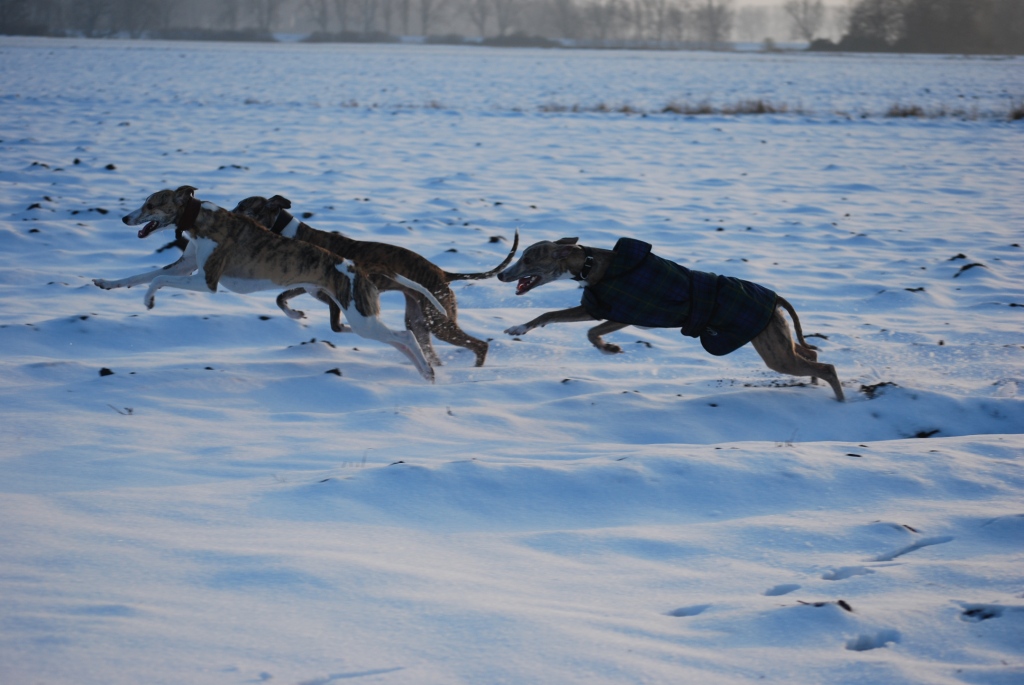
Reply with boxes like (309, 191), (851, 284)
(828, 0), (1023, 54)
(1, 0), (1021, 54)
(0, 0), (747, 47)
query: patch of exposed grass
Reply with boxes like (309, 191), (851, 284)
(886, 103), (927, 118)
(427, 98), (1020, 120)
(722, 99), (789, 115)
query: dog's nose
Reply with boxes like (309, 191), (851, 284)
(496, 269), (512, 282)
(122, 215), (131, 225)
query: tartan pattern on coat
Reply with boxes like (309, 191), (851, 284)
(580, 238), (778, 357)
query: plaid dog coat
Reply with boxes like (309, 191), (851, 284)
(580, 238), (778, 356)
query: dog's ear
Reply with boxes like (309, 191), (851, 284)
(555, 237), (579, 245)
(174, 185), (197, 201)
(267, 195), (292, 211)
(552, 245), (577, 260)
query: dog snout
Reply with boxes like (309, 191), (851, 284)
(497, 267), (517, 283)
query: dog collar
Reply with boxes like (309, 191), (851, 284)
(178, 197), (202, 234)
(573, 246), (595, 282)
(270, 210), (294, 234)
(270, 210), (302, 239)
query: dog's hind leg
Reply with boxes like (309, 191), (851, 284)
(750, 309), (844, 401)
(404, 293), (443, 367)
(412, 291), (490, 367)
(587, 321), (630, 354)
(279, 288), (352, 332)
(332, 299), (435, 381)
(777, 296), (821, 384)
(276, 288), (308, 320)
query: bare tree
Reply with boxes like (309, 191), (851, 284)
(829, 1), (853, 40)
(734, 5), (769, 42)
(466, 0), (493, 36)
(622, 0), (645, 41)
(548, 0), (581, 40)
(493, 0), (519, 35)
(0, 0), (31, 31)
(583, 0), (623, 41)
(253, 0), (287, 32)
(665, 0), (690, 42)
(332, 0), (353, 31)
(844, 0), (907, 46)
(354, 0), (376, 32)
(72, 0), (112, 35)
(303, 0), (331, 30)
(419, 0), (449, 35)
(379, 0), (397, 33)
(394, 0), (412, 33)
(643, 0), (681, 44)
(693, 0), (733, 47)
(784, 0), (825, 41)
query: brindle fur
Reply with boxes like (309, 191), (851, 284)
(96, 186), (439, 381)
(232, 195), (519, 367)
(498, 237), (844, 401)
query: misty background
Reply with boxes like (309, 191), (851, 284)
(2, 0), (1021, 54)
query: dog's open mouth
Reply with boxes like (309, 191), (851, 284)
(516, 276), (541, 295)
(137, 221), (160, 239)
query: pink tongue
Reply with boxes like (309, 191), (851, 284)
(516, 277), (533, 295)
(137, 221), (158, 238)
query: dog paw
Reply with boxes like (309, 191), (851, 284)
(504, 325), (530, 336)
(93, 279), (115, 290)
(599, 344), (624, 354)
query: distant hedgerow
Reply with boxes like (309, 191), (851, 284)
(886, 104), (926, 118)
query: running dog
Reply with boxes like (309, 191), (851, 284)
(95, 186), (445, 381)
(232, 195), (519, 367)
(498, 237), (844, 401)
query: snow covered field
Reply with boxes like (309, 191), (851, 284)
(1, 37), (1022, 684)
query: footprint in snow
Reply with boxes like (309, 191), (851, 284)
(764, 584), (801, 596)
(960, 603), (1019, 622)
(822, 566), (875, 581)
(846, 629), (901, 651)
(871, 535), (953, 562)
(667, 604), (711, 617)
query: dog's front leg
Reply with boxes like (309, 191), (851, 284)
(94, 241), (197, 290)
(504, 305), (596, 336)
(144, 272), (215, 309)
(587, 321), (630, 354)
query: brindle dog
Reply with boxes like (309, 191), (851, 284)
(96, 186), (445, 381)
(233, 195), (519, 367)
(498, 237), (845, 401)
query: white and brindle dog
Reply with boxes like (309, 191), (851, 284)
(232, 195), (519, 368)
(498, 237), (844, 401)
(94, 186), (446, 381)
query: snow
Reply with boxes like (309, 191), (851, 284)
(1, 37), (1023, 685)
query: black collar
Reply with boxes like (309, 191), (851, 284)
(178, 197), (202, 234)
(270, 209), (295, 234)
(573, 246), (595, 282)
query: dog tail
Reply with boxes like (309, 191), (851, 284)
(776, 296), (818, 350)
(390, 274), (447, 316)
(443, 228), (519, 281)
